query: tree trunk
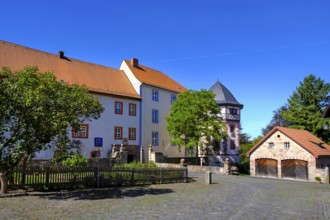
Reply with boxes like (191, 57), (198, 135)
(0, 172), (8, 194)
(21, 156), (28, 188)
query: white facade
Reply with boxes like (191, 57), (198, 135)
(120, 61), (185, 159)
(139, 85), (184, 158)
(36, 94), (140, 159)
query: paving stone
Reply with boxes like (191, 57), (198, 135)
(1, 173), (330, 219)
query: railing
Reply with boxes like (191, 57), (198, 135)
(221, 113), (240, 121)
(8, 166), (188, 190)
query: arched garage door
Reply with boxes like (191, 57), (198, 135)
(282, 160), (308, 180)
(256, 159), (278, 177)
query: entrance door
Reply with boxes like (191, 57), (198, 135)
(256, 159), (278, 177)
(282, 160), (308, 180)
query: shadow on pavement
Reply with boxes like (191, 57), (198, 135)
(28, 187), (174, 200)
(11, 178), (197, 200)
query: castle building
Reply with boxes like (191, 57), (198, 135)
(209, 80), (244, 163)
(0, 40), (243, 163)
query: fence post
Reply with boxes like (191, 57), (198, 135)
(131, 169), (135, 185)
(184, 168), (188, 183)
(160, 168), (163, 184)
(46, 167), (50, 188)
(94, 167), (98, 188)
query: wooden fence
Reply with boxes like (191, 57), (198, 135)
(8, 166), (188, 190)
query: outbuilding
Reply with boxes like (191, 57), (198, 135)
(246, 126), (330, 183)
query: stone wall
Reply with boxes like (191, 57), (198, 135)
(156, 163), (225, 174)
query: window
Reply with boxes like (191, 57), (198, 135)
(284, 142), (290, 149)
(114, 127), (123, 139)
(129, 103), (136, 116)
(152, 90), (159, 102)
(128, 128), (136, 140)
(230, 125), (235, 137)
(229, 108), (238, 115)
(152, 131), (159, 146)
(114, 101), (123, 114)
(171, 94), (177, 104)
(72, 124), (89, 138)
(230, 125), (235, 133)
(269, 142), (274, 149)
(230, 140), (235, 149)
(152, 109), (159, 123)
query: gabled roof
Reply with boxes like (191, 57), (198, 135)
(123, 59), (186, 93)
(246, 126), (330, 158)
(209, 81), (243, 108)
(0, 40), (141, 99)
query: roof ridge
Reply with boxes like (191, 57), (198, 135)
(123, 59), (187, 92)
(0, 40), (119, 72)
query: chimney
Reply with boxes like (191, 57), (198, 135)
(131, 58), (138, 67)
(59, 51), (64, 59)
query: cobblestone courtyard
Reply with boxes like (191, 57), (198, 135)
(1, 172), (330, 220)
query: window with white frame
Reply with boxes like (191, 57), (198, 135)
(129, 103), (136, 116)
(152, 131), (159, 146)
(114, 127), (123, 139)
(152, 90), (159, 102)
(171, 94), (177, 104)
(128, 128), (136, 140)
(72, 124), (89, 138)
(114, 101), (123, 114)
(152, 109), (159, 123)
(284, 142), (290, 149)
(269, 142), (274, 149)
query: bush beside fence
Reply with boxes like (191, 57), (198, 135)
(8, 166), (188, 191)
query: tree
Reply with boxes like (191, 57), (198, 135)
(261, 105), (290, 135)
(166, 89), (226, 156)
(281, 74), (330, 143)
(0, 66), (104, 193)
(239, 135), (262, 174)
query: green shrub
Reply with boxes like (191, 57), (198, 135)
(62, 153), (88, 168)
(113, 161), (157, 170)
(315, 176), (321, 182)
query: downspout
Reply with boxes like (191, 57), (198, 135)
(138, 85), (143, 160)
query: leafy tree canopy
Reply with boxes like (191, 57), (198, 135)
(261, 105), (290, 135)
(281, 74), (330, 142)
(239, 134), (262, 174)
(166, 89), (226, 154)
(0, 66), (104, 193)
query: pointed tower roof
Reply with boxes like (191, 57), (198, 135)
(209, 81), (243, 108)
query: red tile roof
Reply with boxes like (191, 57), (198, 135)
(0, 40), (141, 100)
(246, 126), (330, 158)
(124, 59), (186, 93)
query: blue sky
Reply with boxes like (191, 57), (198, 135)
(1, 0), (330, 138)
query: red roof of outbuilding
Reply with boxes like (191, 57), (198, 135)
(246, 126), (330, 158)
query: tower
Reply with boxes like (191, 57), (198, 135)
(209, 80), (244, 163)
